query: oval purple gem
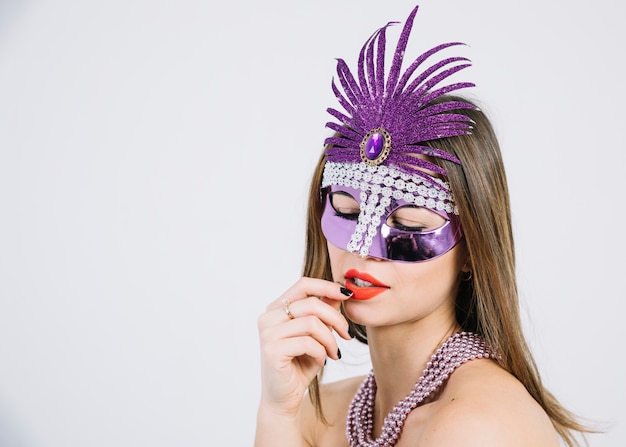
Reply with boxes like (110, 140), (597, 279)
(365, 132), (384, 160)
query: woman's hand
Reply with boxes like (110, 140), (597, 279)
(257, 277), (353, 417)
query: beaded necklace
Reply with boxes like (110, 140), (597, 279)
(346, 332), (491, 447)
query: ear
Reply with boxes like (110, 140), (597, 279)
(457, 240), (471, 273)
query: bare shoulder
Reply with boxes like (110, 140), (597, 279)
(410, 359), (560, 447)
(300, 375), (364, 447)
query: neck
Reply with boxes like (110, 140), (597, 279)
(346, 331), (489, 447)
(366, 317), (461, 426)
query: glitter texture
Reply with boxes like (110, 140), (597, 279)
(324, 4), (475, 182)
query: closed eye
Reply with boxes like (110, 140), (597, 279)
(388, 217), (426, 232)
(330, 191), (360, 221)
(387, 205), (446, 232)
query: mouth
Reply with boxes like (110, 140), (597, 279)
(344, 269), (389, 300)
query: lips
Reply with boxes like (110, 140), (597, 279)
(344, 268), (389, 300)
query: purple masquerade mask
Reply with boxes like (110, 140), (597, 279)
(322, 185), (463, 262)
(321, 4), (474, 260)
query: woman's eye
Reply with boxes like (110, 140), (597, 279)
(330, 192), (360, 221)
(387, 206), (445, 232)
(335, 209), (360, 220)
(389, 217), (426, 232)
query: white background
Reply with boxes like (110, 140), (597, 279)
(0, 0), (624, 445)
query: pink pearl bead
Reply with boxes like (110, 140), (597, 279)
(346, 332), (491, 447)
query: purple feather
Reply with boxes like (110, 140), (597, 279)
(324, 5), (476, 177)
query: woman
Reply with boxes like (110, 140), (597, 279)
(256, 5), (590, 446)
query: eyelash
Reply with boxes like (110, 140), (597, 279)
(334, 210), (359, 221)
(330, 194), (431, 232)
(388, 217), (426, 232)
(333, 211), (427, 232)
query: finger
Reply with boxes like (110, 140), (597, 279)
(263, 296), (351, 341)
(264, 333), (335, 367)
(263, 316), (341, 360)
(286, 297), (351, 340)
(267, 277), (353, 311)
(319, 288), (351, 312)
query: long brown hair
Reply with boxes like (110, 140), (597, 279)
(302, 97), (593, 446)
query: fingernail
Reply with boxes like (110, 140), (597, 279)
(348, 326), (355, 339)
(337, 349), (342, 360)
(324, 358), (327, 366)
(340, 287), (353, 297)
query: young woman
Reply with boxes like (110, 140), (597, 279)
(256, 5), (590, 446)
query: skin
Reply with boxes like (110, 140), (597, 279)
(256, 216), (560, 447)
(256, 278), (352, 447)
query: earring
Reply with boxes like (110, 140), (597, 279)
(461, 270), (473, 281)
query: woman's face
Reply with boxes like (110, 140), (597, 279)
(327, 227), (465, 329)
(322, 156), (466, 328)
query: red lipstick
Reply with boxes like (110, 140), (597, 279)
(344, 269), (389, 300)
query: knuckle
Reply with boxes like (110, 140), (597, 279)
(300, 316), (319, 334)
(257, 311), (272, 329)
(303, 338), (325, 358)
(256, 315), (266, 332)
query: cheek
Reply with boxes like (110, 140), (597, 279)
(394, 248), (463, 295)
(327, 242), (346, 282)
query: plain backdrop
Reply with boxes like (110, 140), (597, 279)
(0, 0), (624, 445)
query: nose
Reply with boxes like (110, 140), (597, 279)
(349, 248), (384, 262)
(365, 253), (384, 262)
